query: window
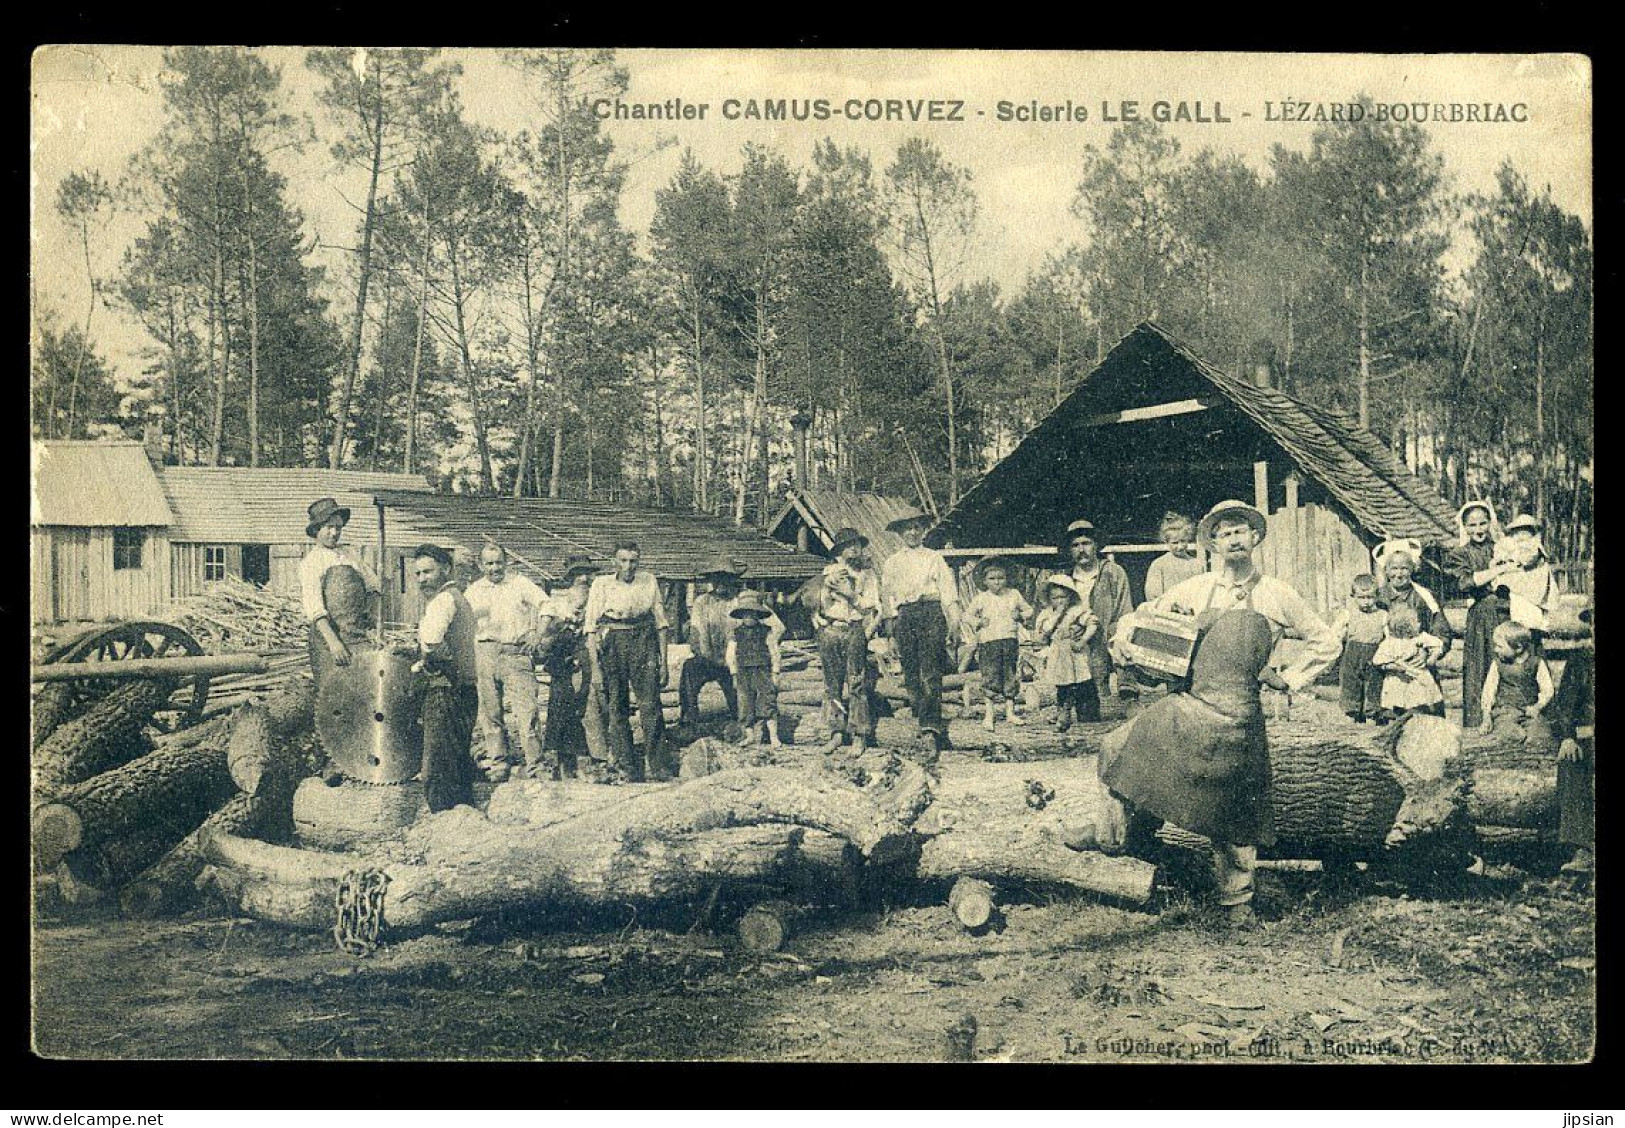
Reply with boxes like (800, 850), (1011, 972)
(203, 545), (227, 582)
(112, 528), (145, 571)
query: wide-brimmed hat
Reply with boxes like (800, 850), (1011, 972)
(730, 590), (772, 619)
(559, 554), (599, 583)
(700, 554), (746, 579)
(1197, 500), (1267, 547)
(1505, 513), (1542, 534)
(829, 527), (869, 556)
(305, 497), (351, 539)
(885, 506), (932, 533)
(1373, 537), (1425, 572)
(1043, 574), (1079, 596)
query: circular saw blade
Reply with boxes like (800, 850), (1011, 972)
(316, 645), (425, 785)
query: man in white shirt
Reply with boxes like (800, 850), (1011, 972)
(584, 540), (673, 781)
(817, 527), (883, 755)
(679, 557), (747, 728)
(464, 543), (549, 780)
(406, 543), (479, 812)
(298, 497), (380, 673)
(881, 508), (961, 754)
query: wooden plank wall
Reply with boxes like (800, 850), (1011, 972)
(38, 527), (169, 622)
(1257, 502), (1370, 620)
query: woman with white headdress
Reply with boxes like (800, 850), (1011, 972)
(1372, 538), (1452, 663)
(1443, 500), (1507, 728)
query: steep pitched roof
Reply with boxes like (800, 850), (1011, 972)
(157, 467), (434, 543)
(373, 490), (827, 584)
(768, 488), (915, 564)
(32, 441), (175, 527)
(937, 322), (1460, 546)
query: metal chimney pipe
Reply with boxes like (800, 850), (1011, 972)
(790, 409), (813, 489)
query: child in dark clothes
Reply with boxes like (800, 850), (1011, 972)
(1330, 573), (1387, 723)
(728, 590), (783, 748)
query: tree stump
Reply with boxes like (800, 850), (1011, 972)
(737, 900), (796, 953)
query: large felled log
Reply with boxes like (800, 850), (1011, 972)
(32, 679), (177, 791)
(33, 713), (236, 877)
(293, 777), (426, 851)
(199, 823), (847, 933)
(31, 683), (77, 746)
(119, 793), (262, 918)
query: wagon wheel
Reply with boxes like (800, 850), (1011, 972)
(42, 622), (212, 734)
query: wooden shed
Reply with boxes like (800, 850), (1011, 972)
(767, 487), (917, 567)
(31, 442), (176, 623)
(927, 323), (1461, 617)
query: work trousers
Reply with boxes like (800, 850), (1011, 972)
(736, 665), (779, 726)
(1338, 641), (1383, 722)
(678, 654), (737, 724)
(1211, 842), (1258, 907)
(1057, 680), (1102, 723)
(475, 642), (543, 769)
(894, 602), (949, 736)
(598, 623), (665, 779)
(817, 623), (876, 741)
(977, 638), (1021, 703)
(542, 649), (601, 775)
(421, 683), (478, 812)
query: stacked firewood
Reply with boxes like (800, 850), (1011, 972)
(167, 576), (308, 653)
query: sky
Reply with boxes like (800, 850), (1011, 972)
(30, 47), (1591, 386)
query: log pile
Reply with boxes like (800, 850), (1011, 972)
(33, 673), (316, 915)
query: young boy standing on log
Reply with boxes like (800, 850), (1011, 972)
(679, 557), (745, 729)
(584, 540), (673, 782)
(964, 563), (1035, 730)
(1331, 574), (1387, 723)
(881, 508), (962, 756)
(728, 590), (784, 748)
(816, 528), (882, 757)
(1107, 500), (1339, 927)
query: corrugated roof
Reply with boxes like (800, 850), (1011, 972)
(32, 441), (175, 527)
(157, 467), (434, 543)
(768, 488), (915, 565)
(375, 490), (828, 584)
(937, 322), (1460, 547)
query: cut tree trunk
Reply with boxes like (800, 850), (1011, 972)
(201, 823), (845, 934)
(33, 713), (236, 877)
(737, 899), (796, 953)
(947, 876), (995, 929)
(32, 679), (177, 791)
(31, 683), (77, 746)
(119, 793), (261, 918)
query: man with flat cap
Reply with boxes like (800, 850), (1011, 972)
(1063, 517), (1134, 720)
(816, 527), (882, 755)
(533, 554), (605, 779)
(881, 507), (961, 755)
(679, 556), (748, 729)
(404, 543), (479, 811)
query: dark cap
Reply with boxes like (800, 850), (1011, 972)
(305, 497), (351, 539)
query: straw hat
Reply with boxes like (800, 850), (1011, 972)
(1197, 500), (1267, 547)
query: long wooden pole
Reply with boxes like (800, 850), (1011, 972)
(33, 654), (268, 682)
